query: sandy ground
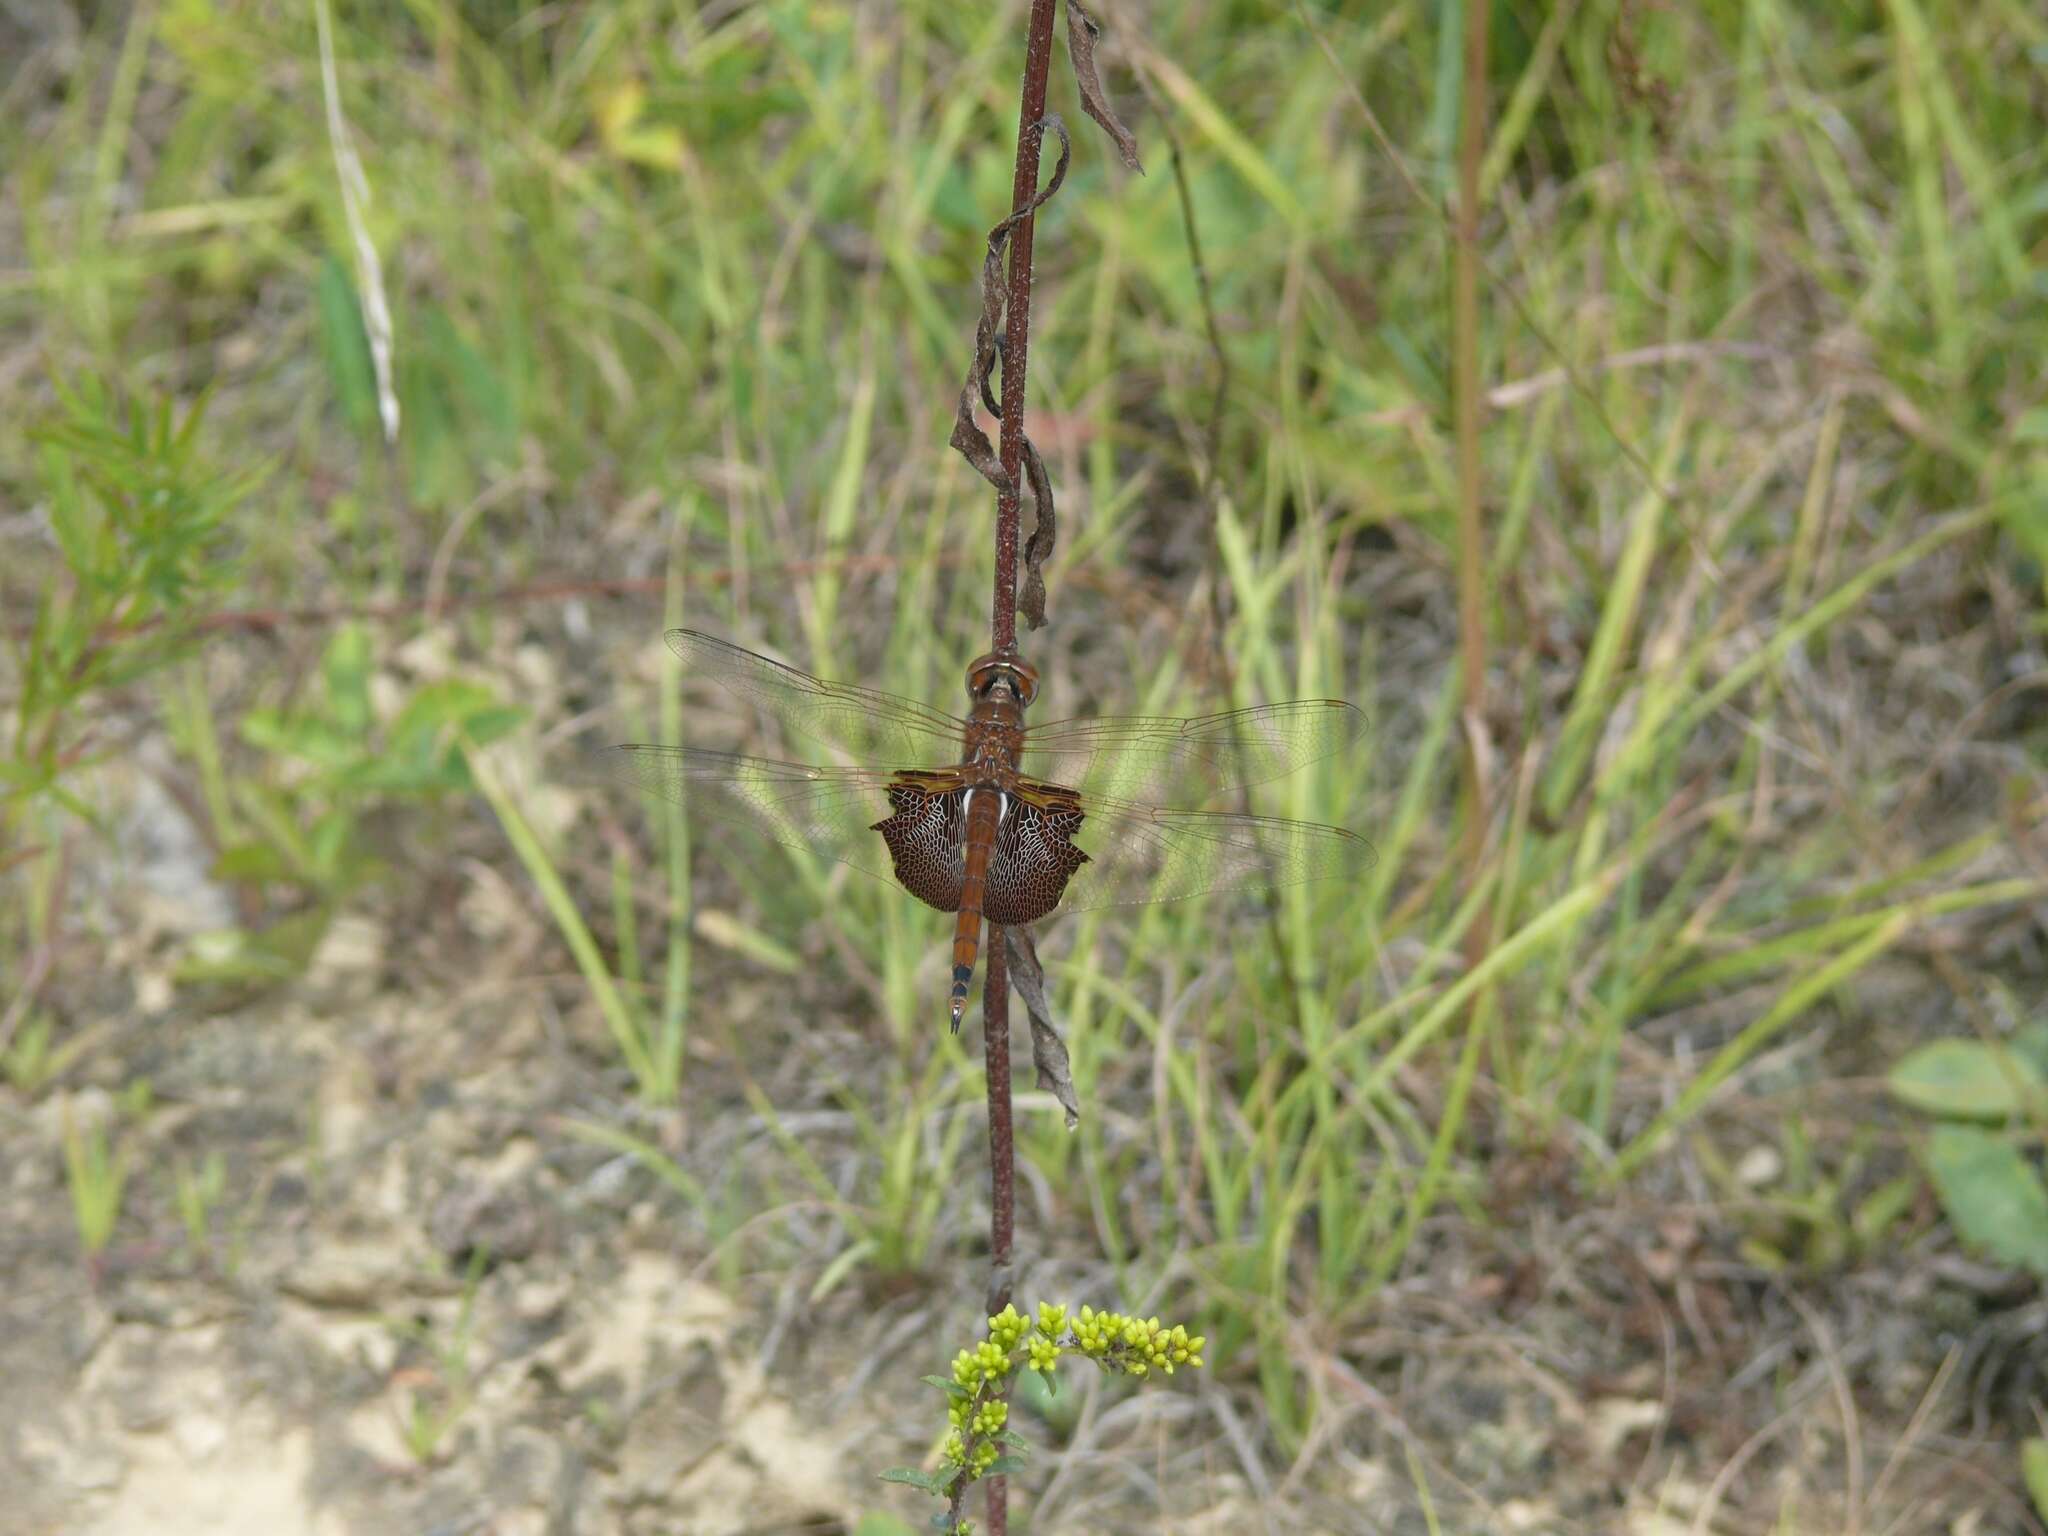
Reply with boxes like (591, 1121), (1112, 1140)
(3, 743), (2042, 1536)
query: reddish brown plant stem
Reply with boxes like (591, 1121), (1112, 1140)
(979, 931), (1014, 1530)
(981, 939), (1016, 1293)
(982, 5), (1060, 1532)
(990, 0), (1060, 657)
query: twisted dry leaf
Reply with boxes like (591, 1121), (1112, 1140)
(948, 230), (1012, 495)
(1018, 437), (1054, 630)
(1065, 0), (1144, 172)
(950, 116), (1072, 630)
(1005, 926), (1079, 1130)
(965, 340), (1055, 630)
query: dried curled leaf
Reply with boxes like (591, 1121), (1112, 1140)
(963, 341), (1055, 630)
(1005, 926), (1078, 1130)
(1065, 0), (1143, 172)
(1005, 114), (1073, 230)
(1018, 437), (1054, 631)
(950, 232), (1013, 494)
(950, 116), (1072, 630)
(948, 403), (1005, 497)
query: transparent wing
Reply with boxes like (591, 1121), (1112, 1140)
(604, 744), (1375, 919)
(1052, 791), (1375, 912)
(605, 745), (915, 887)
(665, 629), (967, 765)
(1016, 700), (1367, 806)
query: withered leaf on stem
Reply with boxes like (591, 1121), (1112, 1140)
(1004, 925), (1079, 1130)
(1064, 0), (1144, 173)
(1018, 438), (1054, 630)
(949, 116), (1072, 631)
(949, 231), (1013, 495)
(964, 341), (1054, 630)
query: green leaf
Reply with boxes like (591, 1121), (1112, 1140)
(1923, 1126), (2048, 1276)
(1851, 1174), (1919, 1249)
(241, 706), (361, 770)
(307, 808), (355, 878)
(462, 706), (523, 747)
(920, 1375), (973, 1402)
(399, 678), (497, 727)
(213, 839), (294, 883)
(2022, 1438), (2048, 1524)
(173, 913), (329, 985)
(425, 301), (516, 451)
(1887, 1040), (2042, 1120)
(322, 625), (374, 740)
(401, 343), (465, 509)
(877, 1467), (944, 1495)
(982, 1455), (1026, 1477)
(352, 681), (522, 794)
(317, 256), (377, 434)
(2013, 1023), (2048, 1081)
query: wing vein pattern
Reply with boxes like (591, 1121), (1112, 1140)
(666, 628), (966, 766)
(1017, 699), (1367, 805)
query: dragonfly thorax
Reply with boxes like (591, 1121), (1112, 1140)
(958, 717), (1024, 782)
(962, 650), (1033, 774)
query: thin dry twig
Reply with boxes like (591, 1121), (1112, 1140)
(1123, 63), (1331, 1068)
(1137, 72), (1228, 485)
(1452, 0), (1490, 960)
(1782, 1285), (1865, 1536)
(1289, 1), (1681, 511)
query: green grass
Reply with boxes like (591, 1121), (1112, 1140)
(4, 0), (2047, 1517)
(62, 1100), (131, 1270)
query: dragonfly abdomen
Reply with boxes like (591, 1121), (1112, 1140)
(946, 787), (1006, 1030)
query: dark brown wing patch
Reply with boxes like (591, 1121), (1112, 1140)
(984, 783), (1091, 925)
(871, 772), (968, 914)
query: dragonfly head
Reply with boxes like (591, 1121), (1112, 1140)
(965, 649), (1039, 711)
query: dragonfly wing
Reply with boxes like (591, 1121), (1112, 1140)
(665, 629), (967, 765)
(1016, 700), (1367, 805)
(1050, 793), (1375, 912)
(607, 745), (909, 888)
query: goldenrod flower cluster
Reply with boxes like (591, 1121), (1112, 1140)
(957, 1299), (1205, 1384)
(892, 1298), (1206, 1529)
(942, 1392), (1009, 1465)
(1068, 1305), (1205, 1377)
(950, 1336), (1011, 1390)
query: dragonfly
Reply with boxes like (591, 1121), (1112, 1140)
(610, 630), (1373, 1031)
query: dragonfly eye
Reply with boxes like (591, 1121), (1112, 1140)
(966, 651), (1039, 706)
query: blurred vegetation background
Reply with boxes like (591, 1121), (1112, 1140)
(3, 1), (2047, 1531)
